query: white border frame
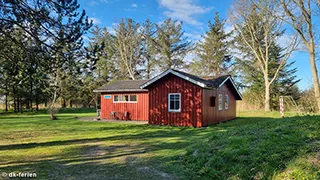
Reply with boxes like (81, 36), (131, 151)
(113, 94), (138, 103)
(168, 93), (181, 112)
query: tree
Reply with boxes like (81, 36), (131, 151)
(141, 19), (157, 79)
(230, 0), (298, 111)
(45, 1), (91, 119)
(154, 18), (193, 71)
(114, 18), (143, 80)
(81, 26), (119, 108)
(189, 12), (233, 76)
(0, 0), (91, 118)
(277, 0), (320, 112)
(238, 43), (300, 110)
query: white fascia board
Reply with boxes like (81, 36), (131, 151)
(140, 69), (206, 89)
(218, 77), (242, 99)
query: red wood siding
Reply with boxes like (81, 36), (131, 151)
(148, 74), (202, 127)
(202, 81), (237, 126)
(100, 92), (148, 121)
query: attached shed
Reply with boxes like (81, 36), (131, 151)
(94, 80), (149, 121)
(140, 69), (242, 127)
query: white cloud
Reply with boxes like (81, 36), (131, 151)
(88, 1), (99, 6)
(184, 32), (202, 43)
(106, 23), (118, 35)
(131, 3), (138, 8)
(82, 35), (90, 41)
(89, 17), (102, 25)
(158, 0), (213, 26)
(100, 0), (111, 3)
(224, 25), (234, 34)
(88, 0), (112, 6)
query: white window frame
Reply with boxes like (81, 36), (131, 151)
(218, 94), (223, 111)
(168, 93), (181, 112)
(129, 94), (137, 102)
(113, 94), (138, 103)
(225, 94), (229, 110)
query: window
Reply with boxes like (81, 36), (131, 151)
(168, 93), (181, 112)
(124, 95), (129, 101)
(218, 94), (223, 110)
(210, 96), (216, 107)
(113, 95), (138, 103)
(130, 95), (137, 102)
(114, 95), (118, 102)
(225, 95), (229, 110)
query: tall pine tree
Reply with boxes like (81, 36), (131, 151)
(190, 12), (233, 76)
(154, 18), (193, 71)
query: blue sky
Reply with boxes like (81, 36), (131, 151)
(78, 0), (313, 90)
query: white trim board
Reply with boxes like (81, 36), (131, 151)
(140, 69), (206, 89)
(218, 77), (242, 100)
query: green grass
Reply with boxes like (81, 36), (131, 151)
(0, 109), (319, 179)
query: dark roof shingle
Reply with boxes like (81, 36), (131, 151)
(94, 80), (148, 92)
(171, 69), (230, 88)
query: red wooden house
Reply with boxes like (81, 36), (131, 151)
(94, 69), (242, 127)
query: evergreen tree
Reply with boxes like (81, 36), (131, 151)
(155, 18), (193, 71)
(189, 12), (232, 76)
(141, 19), (157, 79)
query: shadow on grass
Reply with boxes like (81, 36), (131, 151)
(1, 115), (320, 179)
(0, 108), (96, 116)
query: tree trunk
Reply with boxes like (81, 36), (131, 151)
(5, 81), (8, 112)
(147, 60), (151, 79)
(309, 49), (320, 112)
(19, 98), (22, 113)
(14, 98), (16, 112)
(36, 103), (39, 111)
(264, 75), (270, 112)
(5, 93), (8, 112)
(62, 98), (66, 108)
(70, 100), (73, 108)
(30, 79), (33, 111)
(50, 87), (58, 120)
(17, 98), (20, 112)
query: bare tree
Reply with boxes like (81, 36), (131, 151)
(229, 0), (298, 111)
(114, 18), (143, 80)
(278, 0), (320, 112)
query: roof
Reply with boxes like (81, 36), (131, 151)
(140, 69), (242, 100)
(93, 69), (242, 100)
(93, 80), (149, 92)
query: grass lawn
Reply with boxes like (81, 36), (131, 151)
(0, 109), (319, 179)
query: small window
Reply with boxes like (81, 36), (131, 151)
(113, 94), (137, 102)
(210, 96), (216, 107)
(114, 95), (118, 102)
(218, 94), (223, 110)
(168, 93), (181, 112)
(124, 95), (129, 102)
(130, 95), (137, 102)
(225, 95), (229, 110)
